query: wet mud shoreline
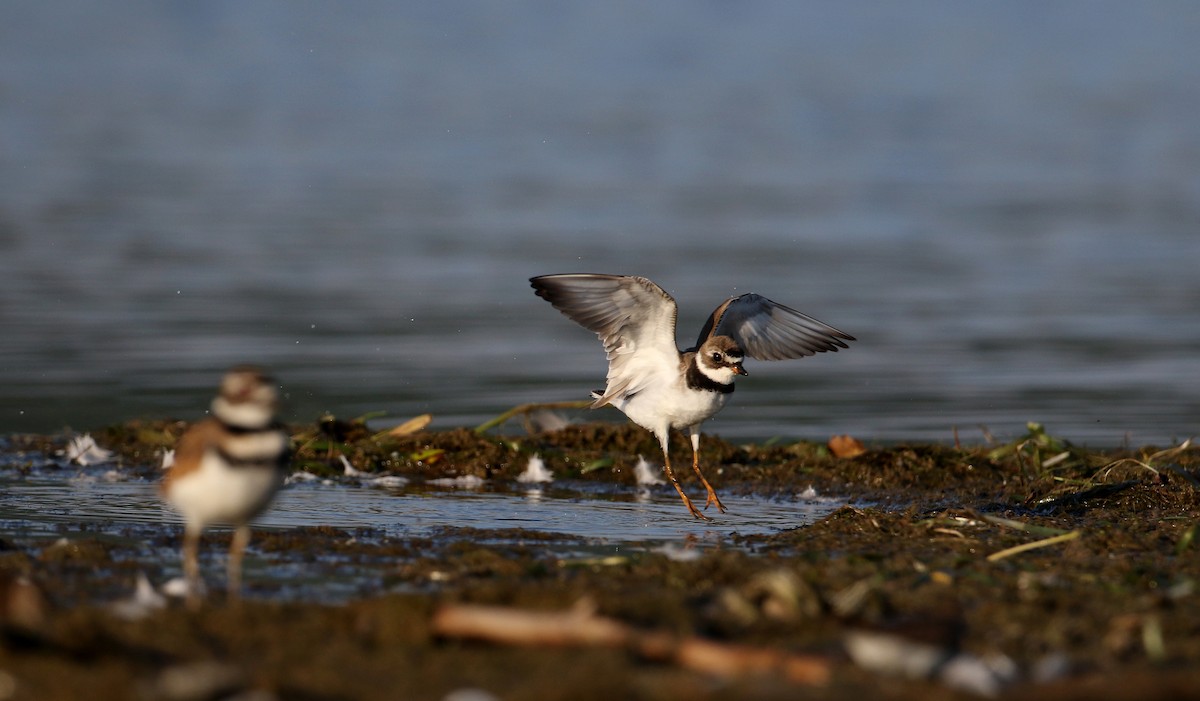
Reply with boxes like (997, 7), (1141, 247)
(1, 419), (1198, 700)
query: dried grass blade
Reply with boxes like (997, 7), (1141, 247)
(986, 530), (1081, 562)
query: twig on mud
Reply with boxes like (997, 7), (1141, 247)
(473, 400), (594, 433)
(432, 599), (628, 647)
(930, 528), (966, 539)
(986, 530), (1081, 562)
(667, 636), (830, 683)
(1094, 439), (1195, 484)
(1096, 458), (1161, 481)
(374, 413), (433, 439)
(973, 513), (1073, 538)
(431, 600), (831, 685)
(828, 576), (881, 619)
(1040, 450), (1072, 468)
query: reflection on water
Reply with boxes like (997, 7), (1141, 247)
(1, 3), (1198, 445)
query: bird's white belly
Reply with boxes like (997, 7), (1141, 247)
(166, 453), (283, 527)
(614, 382), (730, 433)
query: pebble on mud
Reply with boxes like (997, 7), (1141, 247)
(38, 538), (111, 565)
(144, 661), (250, 701)
(0, 573), (48, 632)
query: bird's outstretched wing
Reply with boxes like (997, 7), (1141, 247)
(692, 293), (855, 360)
(531, 274), (681, 406)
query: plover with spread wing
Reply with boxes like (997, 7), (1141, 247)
(531, 274), (854, 520)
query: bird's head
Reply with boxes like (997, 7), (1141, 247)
(696, 336), (748, 384)
(212, 366), (279, 429)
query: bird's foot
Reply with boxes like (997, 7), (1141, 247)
(680, 494), (712, 521)
(703, 488), (728, 514)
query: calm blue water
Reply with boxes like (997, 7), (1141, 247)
(1, 2), (1198, 445)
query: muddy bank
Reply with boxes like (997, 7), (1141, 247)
(1, 419), (1198, 700)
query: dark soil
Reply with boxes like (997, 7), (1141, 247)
(1, 418), (1198, 700)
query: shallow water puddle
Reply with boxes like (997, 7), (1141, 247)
(0, 476), (840, 541)
(0, 471), (842, 602)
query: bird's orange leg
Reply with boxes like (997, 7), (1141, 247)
(227, 524), (251, 604)
(658, 433), (709, 520)
(690, 431), (727, 513)
(182, 524), (203, 610)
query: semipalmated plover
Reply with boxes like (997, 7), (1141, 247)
(531, 274), (854, 520)
(161, 366), (289, 604)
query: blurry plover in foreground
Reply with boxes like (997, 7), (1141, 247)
(531, 273), (853, 520)
(161, 366), (289, 604)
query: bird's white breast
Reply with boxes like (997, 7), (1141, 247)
(613, 376), (731, 433)
(165, 451), (283, 527)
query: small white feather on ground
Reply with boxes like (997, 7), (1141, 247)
(516, 454), (554, 484)
(64, 434), (115, 466)
(633, 456), (665, 486)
